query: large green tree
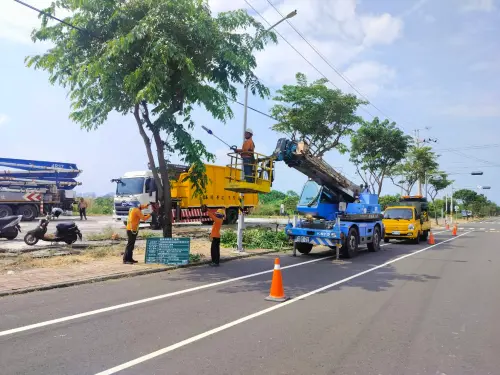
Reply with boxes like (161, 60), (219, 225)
(350, 117), (411, 196)
(270, 72), (367, 157)
(27, 0), (276, 237)
(389, 145), (439, 195)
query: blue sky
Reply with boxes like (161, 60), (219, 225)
(1, 0), (499, 203)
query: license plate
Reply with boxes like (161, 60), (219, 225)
(392, 231), (400, 235)
(295, 236), (310, 243)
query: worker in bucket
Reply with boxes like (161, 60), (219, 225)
(124, 202), (151, 264)
(201, 204), (224, 267)
(233, 128), (255, 183)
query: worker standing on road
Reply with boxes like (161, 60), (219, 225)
(234, 129), (255, 183)
(201, 204), (224, 267)
(124, 203), (151, 264)
(78, 198), (88, 220)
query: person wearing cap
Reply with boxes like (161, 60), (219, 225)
(201, 205), (224, 266)
(124, 202), (151, 264)
(234, 128), (255, 183)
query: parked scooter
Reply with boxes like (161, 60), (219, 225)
(0, 215), (22, 240)
(24, 216), (82, 246)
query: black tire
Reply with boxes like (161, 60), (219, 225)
(0, 205), (12, 218)
(367, 226), (381, 252)
(421, 230), (429, 241)
(64, 235), (77, 245)
(17, 205), (37, 221)
(225, 208), (239, 225)
(296, 242), (313, 254)
(24, 233), (39, 246)
(384, 238), (390, 243)
(343, 227), (359, 258)
(413, 233), (420, 244)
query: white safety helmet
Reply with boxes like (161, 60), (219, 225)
(245, 128), (253, 135)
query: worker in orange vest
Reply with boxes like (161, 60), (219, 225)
(234, 128), (255, 183)
(201, 204), (224, 266)
(124, 203), (151, 264)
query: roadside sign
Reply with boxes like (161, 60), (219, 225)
(145, 237), (190, 265)
(454, 205), (459, 212)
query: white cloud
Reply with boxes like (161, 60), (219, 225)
(227, 0), (403, 95)
(342, 61), (396, 97)
(460, 0), (496, 12)
(441, 104), (500, 117)
(0, 114), (9, 126)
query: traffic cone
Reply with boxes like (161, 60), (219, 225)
(427, 231), (435, 245)
(452, 224), (457, 236)
(265, 258), (289, 302)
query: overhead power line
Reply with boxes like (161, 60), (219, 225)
(243, 0), (377, 119)
(264, 0), (401, 127)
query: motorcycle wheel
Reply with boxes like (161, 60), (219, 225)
(24, 233), (39, 246)
(65, 235), (77, 245)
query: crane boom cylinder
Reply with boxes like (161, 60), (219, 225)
(273, 138), (361, 202)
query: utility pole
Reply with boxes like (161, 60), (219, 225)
(414, 129), (422, 195)
(236, 10), (298, 253)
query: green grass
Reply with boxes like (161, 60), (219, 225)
(220, 228), (290, 250)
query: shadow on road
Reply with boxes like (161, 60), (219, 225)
(159, 237), (464, 298)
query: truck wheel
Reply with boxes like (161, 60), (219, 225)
(17, 205), (37, 221)
(0, 205), (13, 218)
(296, 243), (313, 254)
(343, 227), (359, 258)
(367, 227), (381, 252)
(225, 208), (238, 225)
(413, 233), (420, 244)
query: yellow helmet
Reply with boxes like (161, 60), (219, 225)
(216, 209), (225, 216)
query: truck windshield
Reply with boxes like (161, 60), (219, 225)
(116, 178), (144, 196)
(384, 208), (413, 220)
(299, 180), (321, 206)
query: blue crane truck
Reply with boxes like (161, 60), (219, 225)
(0, 158), (81, 220)
(273, 139), (384, 258)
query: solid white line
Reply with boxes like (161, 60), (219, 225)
(0, 230), (446, 338)
(95, 231), (470, 375)
(0, 254), (334, 337)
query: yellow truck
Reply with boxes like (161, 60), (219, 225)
(383, 195), (431, 244)
(113, 164), (258, 225)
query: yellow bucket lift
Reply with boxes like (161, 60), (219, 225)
(225, 152), (274, 194)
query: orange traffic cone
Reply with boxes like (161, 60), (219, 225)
(452, 224), (457, 236)
(427, 231), (435, 245)
(265, 258), (289, 302)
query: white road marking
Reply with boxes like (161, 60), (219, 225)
(0, 231), (446, 338)
(95, 231), (470, 375)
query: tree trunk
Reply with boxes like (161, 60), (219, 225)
(152, 130), (173, 238)
(133, 105), (164, 198)
(377, 171), (385, 197)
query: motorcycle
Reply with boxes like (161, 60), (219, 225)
(0, 215), (22, 240)
(24, 216), (82, 246)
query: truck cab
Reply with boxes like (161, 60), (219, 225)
(112, 171), (155, 223)
(383, 195), (431, 244)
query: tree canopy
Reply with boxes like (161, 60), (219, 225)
(350, 117), (411, 196)
(27, 0), (276, 236)
(270, 72), (367, 157)
(427, 172), (453, 202)
(389, 145), (439, 195)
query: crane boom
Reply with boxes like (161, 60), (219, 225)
(272, 138), (361, 203)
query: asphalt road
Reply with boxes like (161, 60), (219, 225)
(1, 223), (499, 375)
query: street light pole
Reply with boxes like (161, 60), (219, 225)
(236, 10), (298, 253)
